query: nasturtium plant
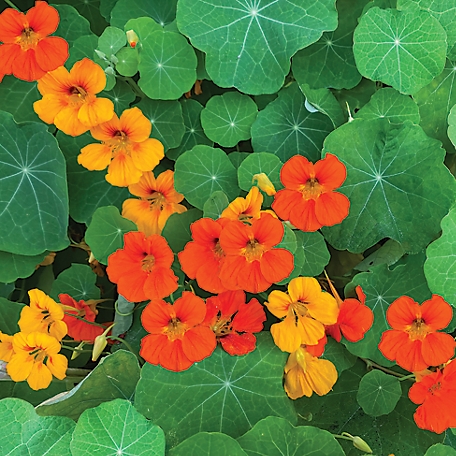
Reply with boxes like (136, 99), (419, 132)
(1, 0), (456, 453)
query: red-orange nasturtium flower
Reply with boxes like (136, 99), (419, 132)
(378, 295), (455, 372)
(33, 58), (114, 136)
(409, 359), (456, 434)
(203, 290), (266, 355)
(219, 213), (294, 294)
(106, 231), (178, 302)
(272, 153), (350, 232)
(122, 170), (186, 235)
(140, 292), (217, 372)
(324, 276), (373, 343)
(266, 277), (338, 352)
(7, 331), (67, 391)
(0, 1), (69, 81)
(18, 289), (67, 340)
(59, 294), (104, 342)
(178, 217), (230, 294)
(0, 331), (14, 362)
(284, 339), (337, 399)
(78, 107), (164, 187)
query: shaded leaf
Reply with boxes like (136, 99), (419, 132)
(170, 433), (247, 456)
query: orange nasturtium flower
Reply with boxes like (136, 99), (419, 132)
(219, 213), (294, 294)
(284, 341), (338, 399)
(78, 107), (164, 187)
(7, 331), (67, 391)
(324, 276), (373, 343)
(178, 217), (229, 294)
(122, 170), (186, 235)
(409, 360), (456, 434)
(203, 290), (266, 355)
(140, 292), (217, 372)
(106, 231), (178, 302)
(272, 153), (350, 232)
(220, 186), (264, 222)
(18, 289), (67, 341)
(0, 331), (14, 362)
(33, 58), (115, 136)
(266, 277), (338, 352)
(378, 295), (455, 372)
(59, 294), (104, 343)
(0, 1), (69, 82)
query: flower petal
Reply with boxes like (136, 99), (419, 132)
(119, 107), (151, 142)
(78, 143), (112, 171)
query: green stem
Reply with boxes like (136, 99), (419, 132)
(3, 0), (20, 10)
(61, 344), (92, 353)
(106, 336), (136, 355)
(118, 76), (145, 99)
(398, 373), (416, 382)
(333, 434), (353, 442)
(362, 358), (414, 381)
(63, 312), (106, 327)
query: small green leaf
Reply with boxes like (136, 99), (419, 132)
(353, 7), (447, 94)
(0, 77), (40, 123)
(298, 231), (330, 277)
(36, 350), (140, 420)
(115, 47), (139, 77)
(124, 17), (163, 41)
(101, 79), (136, 116)
(357, 370), (402, 416)
(111, 0), (177, 29)
(85, 206), (137, 265)
(66, 34), (97, 68)
(70, 399), (165, 456)
(0, 297), (24, 334)
(98, 26), (126, 56)
(0, 251), (46, 284)
(201, 92), (258, 147)
(237, 152), (282, 194)
(50, 263), (100, 302)
(277, 224), (297, 254)
(355, 239), (406, 272)
(251, 83), (333, 162)
(112, 295), (134, 338)
(203, 191), (230, 219)
(170, 433), (247, 456)
(162, 209), (203, 253)
(425, 444), (456, 455)
(174, 145), (239, 210)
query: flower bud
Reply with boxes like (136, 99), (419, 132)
(91, 323), (115, 361)
(71, 341), (86, 360)
(126, 30), (139, 48)
(352, 436), (373, 454)
(252, 173), (276, 196)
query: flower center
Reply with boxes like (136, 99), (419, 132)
(28, 346), (47, 363)
(428, 381), (442, 396)
(68, 86), (89, 107)
(244, 238), (264, 262)
(165, 317), (186, 341)
(18, 27), (39, 50)
(300, 177), (323, 200)
(408, 318), (431, 341)
(213, 239), (224, 258)
(212, 316), (232, 337)
(148, 192), (167, 211)
(141, 254), (155, 273)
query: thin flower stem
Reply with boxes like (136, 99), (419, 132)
(63, 312), (106, 327)
(333, 434), (353, 441)
(362, 358), (414, 381)
(117, 76), (146, 99)
(106, 336), (136, 355)
(398, 373), (416, 382)
(3, 0), (20, 10)
(61, 344), (92, 352)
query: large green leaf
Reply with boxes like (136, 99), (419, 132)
(321, 337), (357, 375)
(57, 131), (130, 224)
(0, 297), (24, 334)
(251, 83), (334, 162)
(176, 0), (338, 94)
(413, 59), (456, 154)
(0, 381), (68, 407)
(322, 118), (456, 253)
(170, 433), (247, 456)
(295, 361), (443, 455)
(110, 0), (177, 28)
(297, 231), (331, 277)
(344, 253), (432, 365)
(0, 77), (40, 123)
(174, 145), (239, 210)
(0, 398), (75, 456)
(291, 0), (366, 90)
(134, 333), (297, 449)
(53, 4), (93, 47)
(138, 30), (197, 100)
(425, 205), (456, 304)
(66, 34), (97, 68)
(237, 417), (345, 456)
(426, 444), (456, 455)
(162, 209), (203, 253)
(353, 6), (447, 94)
(101, 79), (136, 116)
(0, 251), (46, 284)
(201, 92), (258, 147)
(70, 399), (165, 456)
(203, 191), (230, 219)
(0, 111), (69, 255)
(36, 350), (140, 420)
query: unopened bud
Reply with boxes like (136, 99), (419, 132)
(94, 49), (107, 61)
(342, 433), (372, 454)
(92, 323), (115, 361)
(126, 30), (139, 48)
(252, 173), (276, 196)
(71, 341), (86, 360)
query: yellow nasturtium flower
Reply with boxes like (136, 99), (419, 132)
(0, 331), (14, 362)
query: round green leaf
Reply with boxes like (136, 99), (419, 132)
(177, 0), (338, 94)
(0, 398), (75, 456)
(298, 231), (330, 277)
(321, 337), (357, 375)
(414, 59), (456, 154)
(357, 370), (402, 417)
(277, 224), (297, 254)
(162, 209), (203, 253)
(203, 191), (229, 219)
(355, 239), (406, 272)
(448, 104), (456, 149)
(111, 0), (177, 29)
(0, 111), (69, 256)
(0, 297), (24, 334)
(355, 87), (421, 124)
(50, 263), (100, 302)
(322, 118), (456, 254)
(36, 351), (140, 420)
(101, 79), (136, 115)
(66, 34), (97, 69)
(170, 433), (247, 456)
(237, 152), (282, 193)
(425, 444), (456, 456)
(251, 83), (333, 162)
(124, 17), (163, 41)
(134, 333), (297, 448)
(168, 99), (213, 161)
(292, 0), (364, 90)
(0, 251), (47, 284)
(353, 7), (447, 94)
(115, 47), (139, 77)
(345, 253), (432, 365)
(425, 206), (456, 304)
(237, 417), (345, 456)
(201, 92), (258, 147)
(135, 98), (185, 151)
(57, 131), (130, 224)
(174, 145), (239, 210)
(84, 206), (137, 265)
(0, 77), (40, 123)
(71, 399), (165, 456)
(98, 26), (126, 56)
(53, 4), (92, 46)
(138, 30), (197, 100)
